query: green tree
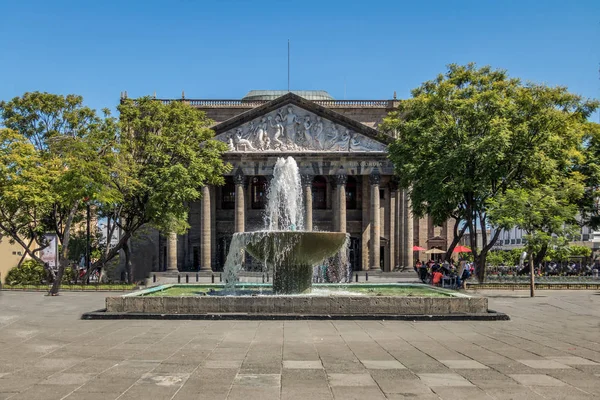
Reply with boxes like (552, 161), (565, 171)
(576, 123), (600, 229)
(488, 174), (584, 271)
(0, 92), (119, 294)
(90, 97), (230, 282)
(384, 63), (599, 282)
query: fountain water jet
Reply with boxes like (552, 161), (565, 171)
(223, 156), (349, 294)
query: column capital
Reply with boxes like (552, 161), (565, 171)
(369, 170), (381, 185)
(335, 174), (347, 186)
(233, 169), (246, 186)
(300, 174), (313, 187)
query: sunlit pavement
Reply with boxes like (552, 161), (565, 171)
(0, 289), (599, 399)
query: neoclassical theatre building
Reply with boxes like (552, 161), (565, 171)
(124, 90), (453, 279)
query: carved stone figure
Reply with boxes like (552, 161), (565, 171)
(234, 128), (256, 151)
(256, 117), (270, 150)
(283, 106), (299, 144)
(313, 117), (324, 149)
(269, 115), (285, 149)
(302, 116), (312, 145)
(350, 131), (361, 151)
(336, 129), (350, 151)
(327, 124), (339, 149)
(227, 134), (235, 151)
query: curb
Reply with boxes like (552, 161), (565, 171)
(81, 309), (510, 321)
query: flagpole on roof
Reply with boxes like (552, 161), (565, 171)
(287, 39), (290, 92)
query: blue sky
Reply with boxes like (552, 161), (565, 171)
(0, 0), (598, 119)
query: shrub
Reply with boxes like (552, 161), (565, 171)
(62, 266), (76, 284)
(5, 260), (46, 285)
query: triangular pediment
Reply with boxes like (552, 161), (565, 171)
(212, 93), (390, 153)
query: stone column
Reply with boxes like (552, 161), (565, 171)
(301, 174), (313, 231)
(234, 171), (246, 233)
(388, 181), (397, 272)
(396, 188), (404, 269)
(369, 171), (381, 270)
(335, 174), (347, 233)
(361, 177), (370, 270)
(200, 185), (211, 271)
(167, 232), (178, 271)
(403, 188), (414, 269)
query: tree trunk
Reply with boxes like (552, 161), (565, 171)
(529, 252), (535, 297)
(48, 202), (79, 295)
(123, 239), (133, 284)
(445, 219), (467, 260)
(534, 243), (548, 270)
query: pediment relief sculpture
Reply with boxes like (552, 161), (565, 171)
(216, 105), (386, 152)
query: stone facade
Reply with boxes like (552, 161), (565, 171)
(128, 91), (454, 277)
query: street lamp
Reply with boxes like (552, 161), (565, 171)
(83, 197), (91, 282)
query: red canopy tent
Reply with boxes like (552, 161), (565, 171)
(413, 246), (426, 251)
(453, 245), (472, 253)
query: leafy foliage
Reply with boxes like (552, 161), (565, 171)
(93, 97), (231, 282)
(5, 260), (46, 285)
(0, 92), (119, 294)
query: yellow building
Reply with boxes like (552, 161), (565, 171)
(0, 237), (27, 283)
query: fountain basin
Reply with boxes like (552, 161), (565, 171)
(244, 231), (348, 266)
(237, 231), (348, 294)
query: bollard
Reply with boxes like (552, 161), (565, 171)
(177, 275), (181, 283)
(262, 274), (265, 283)
(211, 274), (215, 283)
(185, 274), (189, 283)
(355, 273), (358, 282)
(219, 273), (222, 282)
(266, 273), (269, 282)
(196, 273), (199, 282)
(366, 272), (368, 281)
(153, 274), (156, 283)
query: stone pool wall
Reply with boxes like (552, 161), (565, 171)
(105, 295), (488, 315)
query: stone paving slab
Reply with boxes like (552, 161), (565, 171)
(1, 290), (600, 399)
(440, 359), (489, 369)
(282, 360), (323, 369)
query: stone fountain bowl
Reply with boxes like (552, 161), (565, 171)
(242, 231), (348, 266)
(240, 231), (348, 294)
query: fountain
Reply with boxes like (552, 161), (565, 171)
(97, 157), (499, 320)
(224, 157), (349, 294)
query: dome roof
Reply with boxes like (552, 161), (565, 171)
(242, 90), (334, 101)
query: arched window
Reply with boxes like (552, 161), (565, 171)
(346, 176), (357, 210)
(251, 176), (267, 209)
(312, 176), (327, 210)
(221, 176), (235, 209)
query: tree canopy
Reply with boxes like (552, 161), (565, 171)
(383, 63), (599, 281)
(0, 92), (119, 293)
(93, 97), (230, 282)
(0, 93), (230, 291)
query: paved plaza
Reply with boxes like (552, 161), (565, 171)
(0, 290), (599, 399)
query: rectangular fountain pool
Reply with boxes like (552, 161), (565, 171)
(98, 283), (498, 319)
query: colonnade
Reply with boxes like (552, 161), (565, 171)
(166, 171), (414, 272)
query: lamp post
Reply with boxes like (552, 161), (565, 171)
(84, 197), (91, 283)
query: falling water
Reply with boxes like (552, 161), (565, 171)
(223, 156), (349, 292)
(265, 157), (304, 231)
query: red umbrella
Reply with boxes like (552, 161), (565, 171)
(413, 246), (426, 251)
(453, 245), (472, 253)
